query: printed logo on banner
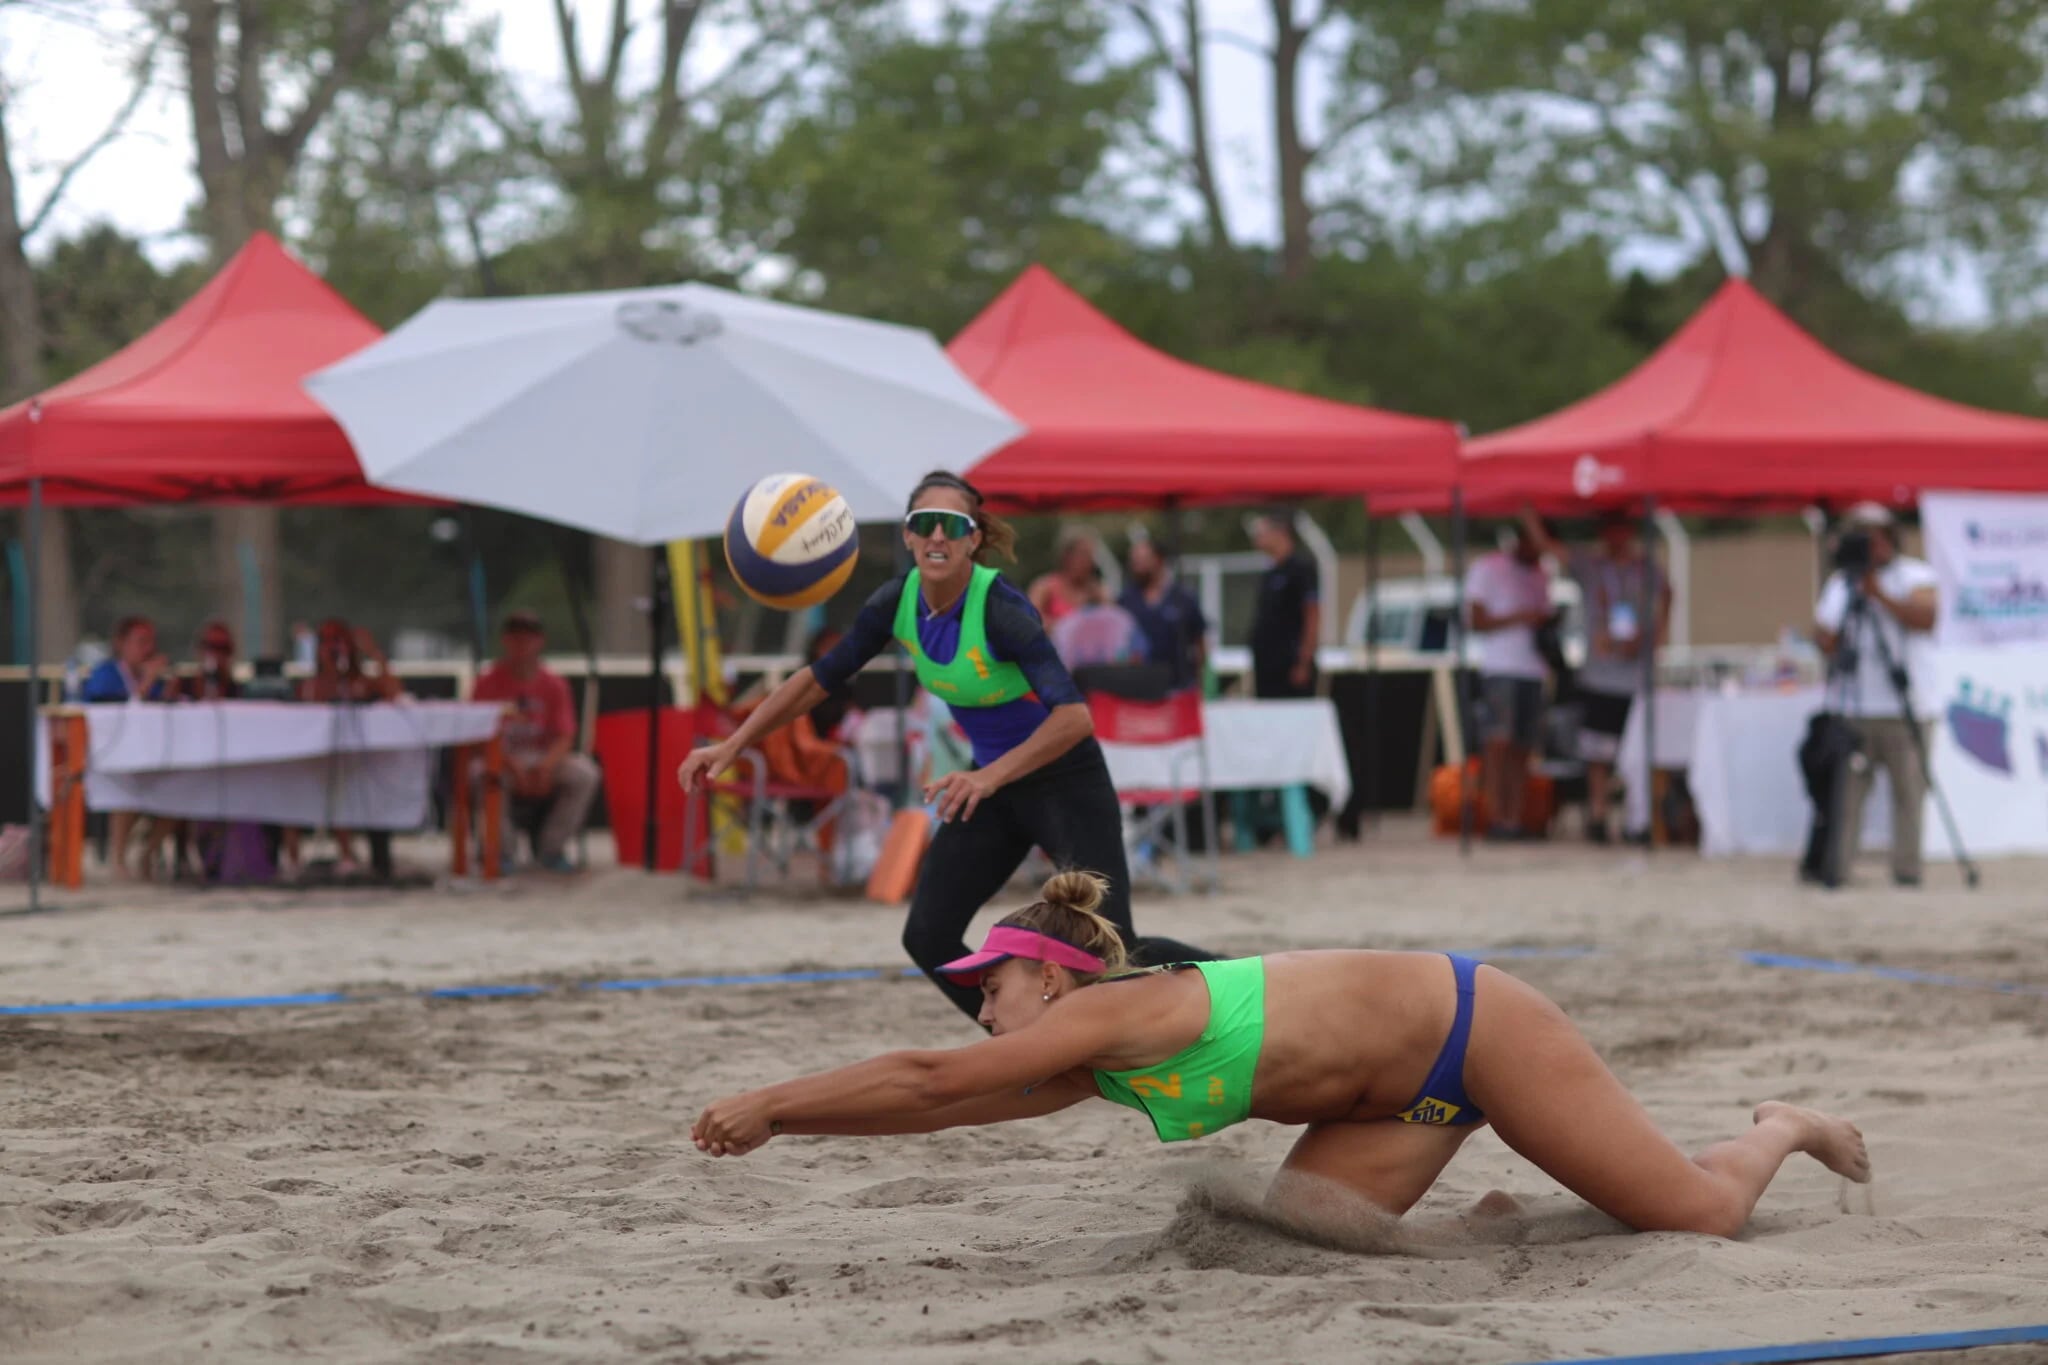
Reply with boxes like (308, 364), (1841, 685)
(1946, 679), (2013, 775)
(1927, 495), (2048, 647)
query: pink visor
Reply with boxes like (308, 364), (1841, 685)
(937, 926), (1107, 984)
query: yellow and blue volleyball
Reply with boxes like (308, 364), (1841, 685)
(723, 473), (860, 610)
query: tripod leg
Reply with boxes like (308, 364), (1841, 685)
(1904, 715), (1981, 888)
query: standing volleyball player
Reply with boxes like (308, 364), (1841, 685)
(679, 470), (1211, 1019)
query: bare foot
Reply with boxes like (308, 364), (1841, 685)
(1755, 1101), (1871, 1183)
(1468, 1189), (1523, 1218)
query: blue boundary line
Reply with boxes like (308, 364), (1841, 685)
(1742, 952), (2048, 998)
(1509, 1322), (2048, 1365)
(3, 946), (2042, 1019)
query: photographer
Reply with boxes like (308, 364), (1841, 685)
(1812, 504), (1939, 887)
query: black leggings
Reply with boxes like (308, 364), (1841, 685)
(902, 743), (1213, 1019)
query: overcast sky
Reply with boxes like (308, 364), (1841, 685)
(0, 1), (1984, 323)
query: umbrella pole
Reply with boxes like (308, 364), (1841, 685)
(1640, 496), (1658, 850)
(1362, 500), (1380, 836)
(644, 546), (669, 872)
(24, 478), (43, 912)
(550, 531), (599, 750)
(1451, 489), (1472, 857)
(461, 507), (489, 669)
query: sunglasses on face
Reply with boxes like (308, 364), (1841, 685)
(905, 509), (976, 540)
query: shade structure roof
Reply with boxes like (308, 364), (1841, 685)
(953, 266), (1459, 511)
(0, 232), (409, 505)
(1454, 278), (2048, 515)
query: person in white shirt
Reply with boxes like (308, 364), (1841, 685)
(1464, 528), (1553, 839)
(1813, 503), (1939, 887)
(1521, 509), (1672, 844)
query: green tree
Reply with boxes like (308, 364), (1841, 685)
(725, 0), (1153, 336)
(1392, 0), (2048, 320)
(146, 0), (437, 657)
(0, 1), (159, 660)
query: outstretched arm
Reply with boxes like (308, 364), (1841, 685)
(775, 1070), (1095, 1139)
(692, 990), (1126, 1155)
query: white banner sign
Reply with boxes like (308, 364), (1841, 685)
(1922, 491), (2048, 648)
(1923, 645), (2048, 861)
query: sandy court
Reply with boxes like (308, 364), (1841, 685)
(4, 824), (2048, 1364)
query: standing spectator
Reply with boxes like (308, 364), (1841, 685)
(472, 609), (599, 874)
(1118, 536), (1208, 692)
(1521, 510), (1671, 843)
(298, 618), (403, 876)
(80, 615), (172, 879)
(1465, 525), (1553, 840)
(1248, 510), (1319, 698)
(1814, 504), (1939, 887)
(1028, 528), (1105, 626)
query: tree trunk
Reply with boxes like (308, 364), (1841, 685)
(1181, 0), (1232, 251)
(0, 98), (79, 662)
(1271, 1), (1314, 282)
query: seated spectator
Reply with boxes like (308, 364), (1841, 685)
(181, 620), (240, 701)
(81, 615), (172, 703)
(80, 616), (171, 879)
(297, 617), (403, 877)
(299, 617), (401, 704)
(471, 609), (599, 874)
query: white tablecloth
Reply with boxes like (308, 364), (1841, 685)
(1615, 689), (1702, 836)
(1687, 687), (1889, 858)
(35, 701), (503, 829)
(1099, 698), (1351, 809)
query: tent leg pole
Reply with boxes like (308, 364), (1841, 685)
(1451, 489), (1471, 857)
(25, 478), (43, 912)
(1362, 501), (1380, 836)
(644, 547), (668, 872)
(1641, 496), (1658, 850)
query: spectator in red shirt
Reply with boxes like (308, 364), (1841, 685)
(471, 609), (598, 872)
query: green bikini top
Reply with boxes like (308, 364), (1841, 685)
(1094, 957), (1266, 1143)
(892, 564), (1033, 709)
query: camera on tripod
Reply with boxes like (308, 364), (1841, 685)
(1832, 527), (1874, 576)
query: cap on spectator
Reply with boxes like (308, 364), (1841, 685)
(502, 608), (544, 634)
(1842, 502), (1896, 529)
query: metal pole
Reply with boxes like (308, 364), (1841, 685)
(643, 546), (669, 871)
(892, 535), (911, 808)
(461, 507), (489, 669)
(549, 531), (600, 758)
(1362, 500), (1381, 834)
(1640, 496), (1658, 849)
(25, 477), (43, 911)
(1451, 488), (1472, 856)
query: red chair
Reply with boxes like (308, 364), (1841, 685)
(1086, 688), (1219, 893)
(679, 711), (866, 891)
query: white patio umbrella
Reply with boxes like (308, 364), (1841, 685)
(303, 283), (1021, 542)
(304, 284), (1021, 870)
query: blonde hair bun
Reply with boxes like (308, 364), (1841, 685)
(1040, 869), (1107, 916)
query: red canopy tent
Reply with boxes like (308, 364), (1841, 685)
(0, 232), (405, 505)
(954, 266), (1459, 510)
(1453, 278), (2048, 515)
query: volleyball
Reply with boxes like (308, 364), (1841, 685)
(723, 473), (860, 610)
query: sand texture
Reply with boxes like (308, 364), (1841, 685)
(3, 825), (2047, 1364)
